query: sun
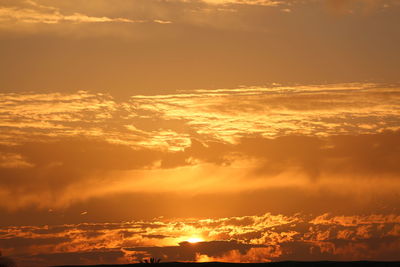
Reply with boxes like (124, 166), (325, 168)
(186, 237), (204, 243)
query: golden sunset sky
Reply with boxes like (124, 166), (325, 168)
(0, 0), (400, 266)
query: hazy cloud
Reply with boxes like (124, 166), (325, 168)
(0, 84), (399, 210)
(327, 0), (396, 13)
(0, 137), (162, 209)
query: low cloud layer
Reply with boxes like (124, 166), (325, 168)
(1, 213), (399, 266)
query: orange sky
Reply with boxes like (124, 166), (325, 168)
(0, 0), (400, 266)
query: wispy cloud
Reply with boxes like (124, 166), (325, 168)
(200, 0), (281, 6)
(0, 0), (170, 25)
(1, 83), (399, 149)
(0, 152), (33, 168)
(128, 83), (400, 143)
(0, 8), (140, 24)
(328, 0), (396, 13)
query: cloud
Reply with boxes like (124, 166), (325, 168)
(126, 240), (267, 262)
(1, 213), (399, 266)
(200, 0), (281, 6)
(0, 237), (71, 249)
(0, 152), (33, 168)
(310, 213), (400, 226)
(195, 247), (276, 263)
(0, 6), (141, 24)
(0, 256), (17, 267)
(0, 1), (142, 25)
(0, 137), (163, 209)
(128, 83), (400, 143)
(236, 130), (400, 179)
(327, 0), (395, 13)
(16, 250), (126, 267)
(0, 0), (171, 29)
(0, 84), (400, 210)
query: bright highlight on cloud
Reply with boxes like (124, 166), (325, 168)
(0, 0), (170, 26)
(1, 83), (399, 149)
(201, 0), (281, 6)
(0, 6), (141, 24)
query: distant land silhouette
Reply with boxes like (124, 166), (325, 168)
(53, 261), (400, 267)
(0, 256), (17, 267)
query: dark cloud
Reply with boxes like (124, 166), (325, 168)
(142, 234), (169, 239)
(326, 132), (400, 175)
(0, 131), (399, 212)
(1, 213), (399, 266)
(235, 130), (400, 180)
(277, 237), (400, 261)
(0, 237), (71, 249)
(328, 0), (390, 14)
(16, 250), (125, 267)
(0, 137), (162, 207)
(0, 256), (17, 267)
(126, 241), (267, 262)
(237, 135), (324, 180)
(170, 130), (400, 180)
(160, 138), (234, 168)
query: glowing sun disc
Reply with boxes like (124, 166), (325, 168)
(187, 237), (204, 243)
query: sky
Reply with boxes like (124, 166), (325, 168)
(0, 0), (400, 266)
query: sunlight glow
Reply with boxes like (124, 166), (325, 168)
(187, 237), (204, 243)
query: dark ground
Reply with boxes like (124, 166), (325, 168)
(54, 262), (400, 267)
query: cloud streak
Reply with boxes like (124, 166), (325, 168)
(200, 0), (281, 6)
(0, 0), (170, 26)
(328, 0), (396, 13)
(0, 6), (142, 24)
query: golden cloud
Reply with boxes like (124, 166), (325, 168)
(200, 0), (281, 6)
(0, 0), (171, 29)
(1, 213), (399, 266)
(0, 83), (399, 211)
